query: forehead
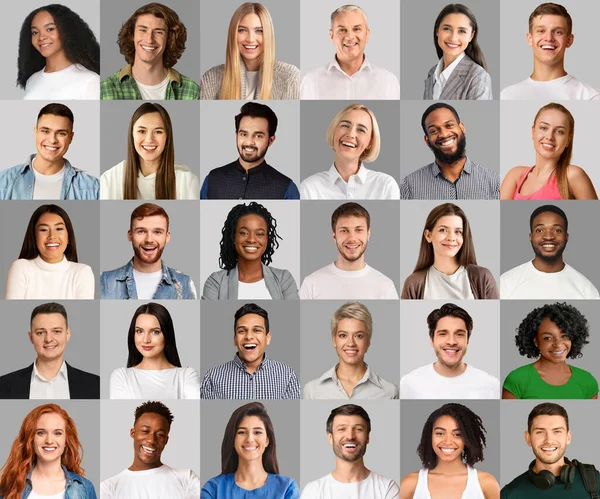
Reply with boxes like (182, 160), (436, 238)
(135, 412), (169, 431)
(531, 14), (569, 31)
(332, 414), (367, 428)
(535, 109), (570, 127)
(236, 214), (267, 230)
(236, 313), (266, 330)
(238, 415), (266, 430)
(239, 13), (262, 28)
(425, 108), (459, 129)
(537, 317), (562, 333)
(238, 116), (269, 135)
(433, 415), (459, 430)
(135, 313), (161, 329)
(335, 215), (368, 230)
(336, 317), (366, 333)
(37, 412), (66, 428)
(333, 10), (367, 27)
(339, 109), (372, 128)
(31, 10), (54, 27)
(32, 313), (67, 329)
(36, 114), (73, 132)
(131, 214), (168, 230)
(530, 414), (567, 431)
(36, 212), (65, 226)
(531, 211), (565, 228)
(439, 13), (472, 28)
(435, 315), (467, 332)
(134, 112), (165, 129)
(135, 13), (167, 30)
(434, 215), (463, 229)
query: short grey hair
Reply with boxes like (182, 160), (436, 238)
(330, 5), (368, 28)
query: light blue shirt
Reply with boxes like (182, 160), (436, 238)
(201, 473), (299, 498)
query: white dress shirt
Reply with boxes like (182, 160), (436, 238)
(30, 360), (70, 399)
(432, 52), (465, 100)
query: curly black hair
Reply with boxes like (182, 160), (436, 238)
(219, 202), (281, 272)
(134, 400), (174, 427)
(17, 4), (100, 89)
(417, 403), (486, 469)
(515, 302), (590, 359)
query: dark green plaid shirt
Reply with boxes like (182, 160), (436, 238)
(100, 65), (199, 100)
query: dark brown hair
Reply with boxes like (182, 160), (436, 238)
(331, 202), (371, 232)
(528, 402), (569, 433)
(528, 3), (572, 35)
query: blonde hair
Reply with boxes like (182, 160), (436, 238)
(326, 104), (381, 163)
(330, 302), (373, 341)
(220, 3), (275, 100)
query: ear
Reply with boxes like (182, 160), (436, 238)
(468, 30), (475, 43)
(127, 230), (133, 242)
(366, 228), (371, 241)
(526, 31), (533, 47)
(28, 331), (34, 344)
(165, 231), (171, 245)
(130, 427), (135, 439)
(459, 122), (466, 135)
(525, 430), (532, 447)
(566, 33), (574, 48)
(268, 135), (276, 147)
(66, 328), (71, 342)
(332, 230), (337, 242)
(424, 134), (430, 147)
(565, 232), (569, 243)
(329, 29), (334, 41)
(266, 332), (272, 346)
(566, 429), (572, 445)
(424, 229), (433, 243)
(365, 27), (371, 44)
(327, 432), (333, 446)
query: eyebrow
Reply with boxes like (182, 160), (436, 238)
(533, 222), (564, 228)
(237, 426), (265, 430)
(337, 23), (364, 28)
(538, 121), (567, 129)
(433, 426), (460, 431)
(137, 24), (166, 31)
(32, 22), (56, 29)
(39, 126), (70, 133)
(36, 222), (65, 227)
(532, 426), (565, 431)
(236, 325), (265, 331)
(436, 328), (467, 333)
(135, 125), (165, 130)
(238, 128), (266, 135)
(441, 23), (469, 30)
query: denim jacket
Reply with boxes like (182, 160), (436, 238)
(18, 465), (97, 499)
(100, 259), (197, 299)
(0, 155), (99, 200)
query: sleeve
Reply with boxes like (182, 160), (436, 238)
(285, 65), (300, 100)
(183, 368), (201, 399)
(300, 481), (317, 499)
(284, 181), (300, 200)
(84, 477), (98, 499)
(399, 177), (411, 200)
(584, 371), (599, 399)
(200, 477), (217, 499)
(100, 480), (114, 499)
(184, 174), (201, 200)
(385, 479), (400, 499)
(400, 274), (418, 300)
(285, 479), (301, 499)
(285, 370), (301, 400)
(200, 370), (215, 399)
(5, 260), (27, 299)
(280, 270), (299, 299)
(383, 177), (400, 200)
(76, 265), (95, 299)
(199, 68), (220, 100)
(185, 470), (201, 499)
(298, 277), (313, 300)
(109, 368), (130, 399)
(100, 77), (117, 100)
(392, 383), (399, 400)
(300, 179), (311, 200)
(300, 73), (317, 100)
(500, 485), (511, 499)
(399, 374), (414, 399)
(202, 273), (221, 300)
(303, 381), (314, 400)
(467, 70), (493, 100)
(99, 170), (114, 200)
(200, 177), (209, 199)
(499, 272), (512, 299)
(502, 368), (523, 399)
(188, 278), (198, 299)
(384, 278), (400, 299)
(81, 74), (100, 100)
(482, 268), (499, 299)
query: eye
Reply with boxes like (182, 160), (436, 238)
(256, 28), (263, 34)
(455, 229), (463, 235)
(356, 333), (364, 339)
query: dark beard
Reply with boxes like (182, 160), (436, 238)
(238, 145), (269, 165)
(532, 243), (566, 263)
(428, 133), (467, 164)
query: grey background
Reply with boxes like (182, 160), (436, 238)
(399, 200), (501, 287)
(499, 400), (600, 486)
(99, 200), (200, 289)
(300, 300), (400, 389)
(300, 400), (400, 487)
(400, 100), (500, 179)
(299, 101), (401, 183)
(200, 200), (300, 290)
(0, 300), (100, 377)
(200, 100), (300, 185)
(200, 299), (300, 376)
(300, 200), (400, 293)
(0, 200), (101, 298)
(100, 399), (200, 479)
(0, 0), (101, 99)
(299, 0), (400, 79)
(100, 101), (201, 178)
(500, 0), (600, 90)
(100, 0), (200, 81)
(500, 201), (600, 290)
(400, 299), (500, 379)
(400, 400), (500, 477)
(400, 0), (500, 99)
(500, 100), (600, 192)
(100, 300), (200, 399)
(0, 400), (100, 491)
(200, 0), (300, 75)
(200, 400), (300, 484)
(0, 100), (101, 178)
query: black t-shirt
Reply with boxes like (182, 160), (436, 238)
(501, 468), (600, 498)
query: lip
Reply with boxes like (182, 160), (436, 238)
(438, 446), (458, 454)
(443, 347), (460, 357)
(140, 45), (158, 53)
(141, 145), (158, 152)
(141, 346), (154, 351)
(141, 445), (156, 455)
(436, 136), (457, 148)
(341, 141), (357, 149)
(242, 245), (260, 253)
(342, 42), (358, 47)
(445, 42), (460, 49)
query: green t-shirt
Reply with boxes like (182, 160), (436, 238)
(503, 363), (599, 399)
(501, 468), (600, 498)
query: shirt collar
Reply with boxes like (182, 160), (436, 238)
(318, 363), (382, 388)
(22, 154), (73, 175)
(118, 64), (182, 86)
(327, 163), (368, 185)
(327, 55), (372, 75)
(430, 157), (473, 177)
(233, 352), (270, 372)
(235, 159), (267, 174)
(119, 258), (173, 285)
(33, 360), (67, 382)
(434, 52), (465, 84)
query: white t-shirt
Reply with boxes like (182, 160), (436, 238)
(500, 261), (600, 299)
(400, 364), (500, 399)
(413, 466), (484, 499)
(299, 263), (399, 300)
(500, 74), (600, 100)
(423, 265), (475, 300)
(245, 71), (259, 99)
(24, 64), (99, 100)
(238, 279), (272, 299)
(133, 268), (162, 299)
(101, 465), (200, 499)
(301, 471), (399, 499)
(136, 75), (170, 100)
(29, 490), (65, 499)
(32, 161), (65, 200)
(110, 367), (200, 399)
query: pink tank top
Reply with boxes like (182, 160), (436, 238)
(512, 166), (562, 200)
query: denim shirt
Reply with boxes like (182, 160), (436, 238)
(100, 259), (197, 299)
(0, 155), (99, 200)
(19, 465), (97, 499)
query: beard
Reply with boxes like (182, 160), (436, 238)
(531, 242), (566, 264)
(238, 143), (269, 165)
(428, 132), (467, 164)
(532, 444), (567, 466)
(434, 346), (466, 369)
(333, 440), (368, 463)
(133, 243), (165, 265)
(336, 241), (368, 263)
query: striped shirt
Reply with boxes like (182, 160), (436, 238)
(400, 157), (499, 200)
(200, 354), (300, 400)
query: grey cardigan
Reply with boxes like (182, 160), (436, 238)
(202, 264), (299, 299)
(423, 54), (492, 100)
(200, 59), (300, 100)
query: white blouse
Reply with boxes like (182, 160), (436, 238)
(109, 367), (200, 399)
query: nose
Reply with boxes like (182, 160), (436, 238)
(142, 332), (152, 344)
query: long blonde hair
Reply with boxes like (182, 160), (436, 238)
(220, 3), (275, 100)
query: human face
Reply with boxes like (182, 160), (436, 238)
(436, 13), (474, 63)
(234, 313), (271, 368)
(234, 415), (269, 463)
(424, 215), (463, 261)
(35, 212), (69, 264)
(328, 415), (369, 462)
(432, 415), (465, 463)
(133, 112), (167, 165)
(130, 412), (169, 470)
(430, 316), (469, 369)
(236, 116), (274, 168)
(531, 109), (571, 161)
(534, 317), (571, 364)
(133, 14), (167, 67)
(529, 211), (568, 263)
(527, 15), (573, 65)
(33, 413), (66, 464)
(134, 314), (166, 361)
(34, 114), (74, 165)
(332, 109), (373, 165)
(31, 11), (63, 60)
(526, 415), (571, 466)
(234, 214), (268, 263)
(333, 216), (370, 264)
(330, 11), (370, 65)
(237, 13), (264, 68)
(333, 318), (370, 366)
(128, 215), (170, 267)
(424, 108), (467, 164)
(29, 313), (70, 362)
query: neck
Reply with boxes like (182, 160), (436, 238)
(129, 460), (162, 472)
(242, 353), (264, 374)
(239, 157), (264, 172)
(132, 256), (162, 274)
(535, 457), (565, 476)
(131, 61), (168, 85)
(243, 57), (261, 72)
(44, 52), (72, 73)
(32, 459), (64, 478)
(334, 257), (366, 272)
(135, 355), (173, 370)
(336, 54), (364, 76)
(531, 257), (565, 273)
(237, 259), (264, 283)
(534, 357), (569, 372)
(442, 52), (461, 70)
(235, 460), (267, 482)
(533, 157), (559, 173)
(435, 156), (466, 182)
(139, 158), (160, 177)
(432, 256), (460, 275)
(531, 60), (567, 82)
(433, 361), (466, 378)
(35, 356), (64, 380)
(431, 460), (467, 474)
(33, 155), (64, 175)
(332, 460), (369, 483)
(336, 361), (367, 381)
(333, 159), (361, 182)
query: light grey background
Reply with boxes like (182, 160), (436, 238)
(200, 400), (300, 484)
(100, 101), (200, 178)
(0, 300), (100, 377)
(300, 200), (400, 292)
(200, 200), (300, 290)
(100, 300), (200, 399)
(99, 200), (200, 289)
(400, 400), (500, 477)
(500, 0), (600, 90)
(100, 0), (200, 81)
(0, 100), (101, 178)
(200, 299), (300, 376)
(400, 0), (500, 99)
(300, 0), (400, 79)
(499, 400), (600, 486)
(300, 300), (400, 389)
(200, 0), (300, 75)
(400, 100), (500, 179)
(300, 400), (400, 487)
(0, 400), (100, 491)
(399, 200), (500, 287)
(0, 0), (100, 99)
(0, 201), (101, 298)
(100, 399), (200, 480)
(500, 100), (600, 192)
(400, 299), (500, 379)
(300, 100), (401, 183)
(200, 100), (300, 185)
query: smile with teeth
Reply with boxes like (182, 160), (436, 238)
(243, 343), (257, 350)
(540, 45), (556, 50)
(141, 145), (158, 152)
(437, 136), (456, 147)
(439, 447), (458, 454)
(541, 446), (558, 451)
(343, 42), (358, 47)
(343, 442), (358, 449)
(242, 445), (258, 451)
(541, 142), (556, 150)
(42, 446), (57, 452)
(141, 446), (156, 454)
(550, 349), (565, 355)
(344, 349), (359, 356)
(43, 145), (59, 151)
(44, 344), (57, 349)
(141, 45), (158, 52)
(243, 45), (258, 51)
(243, 246), (259, 252)
(341, 141), (357, 148)
(445, 43), (460, 48)
(443, 348), (460, 356)
(541, 243), (557, 249)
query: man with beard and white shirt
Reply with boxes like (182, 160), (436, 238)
(400, 303), (500, 399)
(500, 205), (599, 299)
(400, 103), (499, 200)
(301, 404), (399, 498)
(299, 202), (398, 299)
(100, 203), (196, 299)
(200, 102), (299, 199)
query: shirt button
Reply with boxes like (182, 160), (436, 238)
(239, 197), (243, 200)
(242, 176), (247, 180)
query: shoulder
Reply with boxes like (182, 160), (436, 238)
(200, 65), (225, 84)
(8, 259), (33, 272)
(267, 358), (296, 373)
(466, 365), (499, 381)
(501, 470), (529, 493)
(264, 266), (294, 282)
(466, 264), (494, 279)
(399, 472), (419, 494)
(501, 262), (530, 279)
(110, 367), (128, 380)
(402, 364), (432, 381)
(101, 161), (126, 179)
(500, 79), (530, 100)
(66, 363), (99, 381)
(570, 365), (598, 381)
(68, 261), (94, 275)
(370, 63), (399, 81)
(403, 163), (435, 180)
(504, 166), (529, 180)
(477, 469), (500, 493)
(166, 264), (193, 279)
(302, 64), (328, 81)
(274, 60), (300, 78)
(174, 164), (199, 182)
(176, 72), (200, 89)
(403, 269), (427, 286)
(0, 163), (25, 181)
(504, 364), (531, 380)
(566, 164), (590, 180)
(0, 364), (33, 381)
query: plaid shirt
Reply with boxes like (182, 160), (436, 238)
(100, 65), (199, 100)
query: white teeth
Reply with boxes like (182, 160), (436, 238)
(44, 146), (58, 151)
(244, 246), (258, 251)
(244, 45), (258, 49)
(46, 243), (59, 247)
(343, 42), (357, 47)
(541, 45), (556, 50)
(541, 447), (557, 451)
(142, 145), (157, 151)
(343, 444), (357, 448)
(42, 446), (57, 451)
(142, 446), (156, 453)
(141, 46), (157, 52)
(341, 141), (356, 148)
(243, 343), (257, 349)
(550, 350), (565, 354)
(446, 43), (459, 48)
(440, 448), (456, 454)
